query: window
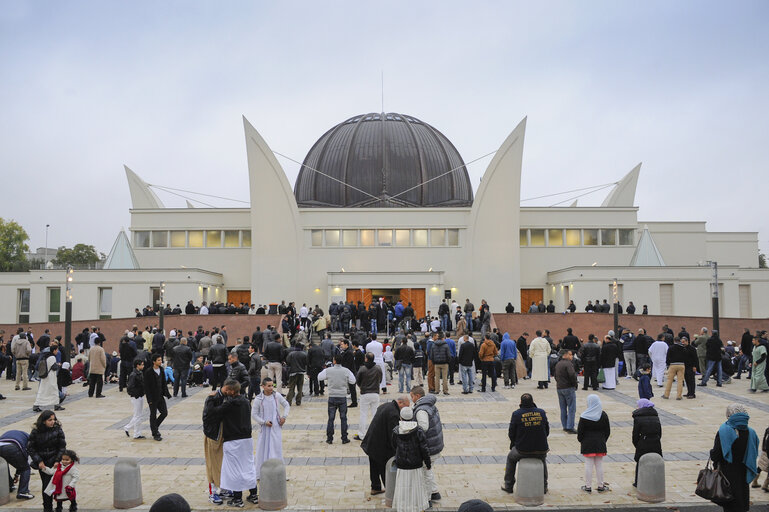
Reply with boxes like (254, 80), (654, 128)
(188, 230), (204, 248)
(48, 287), (61, 322)
(378, 229), (393, 246)
(242, 230), (251, 247)
(170, 231), (186, 248)
(583, 229), (598, 246)
(413, 229), (428, 247)
(18, 288), (30, 323)
(447, 229), (459, 246)
(99, 288), (112, 320)
(150, 287), (160, 312)
(360, 229), (375, 246)
(520, 229), (528, 246)
(325, 230), (340, 246)
(600, 229), (616, 246)
(565, 229), (580, 246)
(395, 229), (410, 246)
(619, 229), (634, 246)
(311, 230), (323, 247)
(134, 231), (150, 248)
(151, 231), (167, 248)
(548, 229), (563, 246)
(429, 229), (444, 246)
(530, 229), (545, 246)
(206, 230), (222, 247)
(343, 230), (358, 247)
(224, 230), (239, 247)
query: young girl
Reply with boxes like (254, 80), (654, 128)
(577, 394), (611, 493)
(43, 449), (79, 512)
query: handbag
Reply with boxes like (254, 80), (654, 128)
(597, 368), (606, 383)
(695, 459), (733, 505)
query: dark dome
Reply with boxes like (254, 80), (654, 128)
(294, 112), (473, 208)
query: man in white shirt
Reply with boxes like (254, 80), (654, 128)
(648, 335), (669, 387)
(200, 302), (209, 315)
(430, 317), (441, 333)
(365, 334), (387, 393)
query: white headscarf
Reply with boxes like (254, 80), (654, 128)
(580, 394), (603, 421)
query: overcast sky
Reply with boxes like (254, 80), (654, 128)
(2, 1), (768, 257)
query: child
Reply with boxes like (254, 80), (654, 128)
(43, 449), (79, 512)
(638, 364), (653, 400)
(751, 426), (769, 491)
(392, 406), (431, 512)
(190, 356), (205, 387)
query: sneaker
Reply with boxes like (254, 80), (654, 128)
(246, 493), (259, 504)
(500, 486), (513, 493)
(54, 405), (65, 411)
(226, 498), (245, 508)
(134, 435), (146, 439)
(17, 492), (34, 499)
(220, 490), (234, 498)
(581, 485), (591, 493)
(342, 438), (350, 444)
(209, 493), (223, 505)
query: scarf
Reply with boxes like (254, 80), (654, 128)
(52, 461), (74, 495)
(717, 412), (760, 483)
(636, 399), (655, 409)
(580, 394), (603, 421)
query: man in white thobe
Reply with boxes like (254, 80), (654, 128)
(648, 336), (669, 387)
(33, 345), (61, 412)
(528, 330), (551, 389)
(251, 377), (290, 479)
(365, 334), (387, 392)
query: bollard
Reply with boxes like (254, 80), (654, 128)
(0, 457), (9, 505)
(384, 456), (397, 507)
(514, 458), (544, 506)
(636, 452), (665, 503)
(259, 458), (287, 510)
(113, 457), (142, 509)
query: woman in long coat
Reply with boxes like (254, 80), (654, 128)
(33, 345), (62, 413)
(631, 398), (662, 487)
(710, 403), (760, 512)
(749, 337), (768, 392)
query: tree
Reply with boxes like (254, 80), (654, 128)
(0, 218), (30, 272)
(53, 243), (103, 268)
(760, 252), (767, 269)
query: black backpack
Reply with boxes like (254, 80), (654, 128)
(37, 356), (49, 379)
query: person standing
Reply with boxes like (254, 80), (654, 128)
(216, 380), (258, 507)
(554, 350), (578, 434)
(648, 335), (669, 388)
(463, 299), (474, 332)
(501, 393), (549, 495)
(318, 354), (356, 444)
(87, 338), (106, 398)
(251, 378), (289, 482)
(366, 334), (387, 393)
(0, 429), (34, 500)
(692, 327), (709, 375)
(203, 383), (225, 505)
(361, 396), (409, 496)
(430, 333), (451, 395)
(682, 337), (698, 399)
(124, 359), (148, 439)
(144, 354), (170, 441)
(340, 339), (358, 407)
(34, 345), (62, 413)
(285, 343), (307, 406)
(27, 411), (66, 512)
(392, 406), (432, 512)
(622, 331), (637, 379)
(631, 399), (661, 487)
(700, 330), (724, 387)
(394, 338), (415, 393)
(355, 353), (383, 441)
(599, 336), (619, 390)
(478, 334), (498, 393)
(634, 329), (651, 379)
(11, 331), (32, 391)
(307, 340), (325, 396)
(118, 334), (137, 392)
(457, 334), (478, 394)
(749, 336), (769, 392)
(262, 335), (284, 390)
(171, 338), (193, 398)
(529, 331), (551, 389)
(577, 394), (611, 493)
(247, 344), (262, 401)
(411, 386), (445, 502)
(500, 333), (518, 389)
(662, 337), (687, 400)
(710, 404), (759, 512)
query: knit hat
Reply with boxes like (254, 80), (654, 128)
(400, 407), (413, 421)
(149, 493), (191, 512)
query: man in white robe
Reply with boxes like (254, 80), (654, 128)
(366, 334), (387, 392)
(33, 345), (61, 412)
(251, 377), (290, 479)
(217, 379), (258, 507)
(528, 331), (551, 389)
(648, 336), (669, 387)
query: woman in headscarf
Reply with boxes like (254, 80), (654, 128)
(749, 336), (768, 393)
(631, 399), (662, 487)
(577, 394), (611, 493)
(710, 404), (760, 512)
(750, 425), (769, 491)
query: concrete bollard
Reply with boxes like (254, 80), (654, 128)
(113, 457), (142, 509)
(0, 457), (9, 505)
(514, 458), (544, 506)
(384, 456), (397, 508)
(636, 452), (665, 503)
(259, 458), (287, 510)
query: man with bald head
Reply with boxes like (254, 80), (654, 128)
(360, 395), (410, 496)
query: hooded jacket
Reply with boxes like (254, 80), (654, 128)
(631, 406), (662, 459)
(392, 420), (431, 470)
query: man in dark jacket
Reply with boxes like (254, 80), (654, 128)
(457, 334), (478, 393)
(699, 331), (724, 387)
(554, 351), (578, 433)
(227, 352), (249, 394)
(360, 397), (410, 494)
(394, 338), (415, 393)
(634, 329), (652, 379)
(307, 340), (325, 396)
(262, 335), (285, 389)
(247, 344), (262, 400)
(502, 393), (550, 494)
(202, 384), (226, 504)
(125, 359), (147, 439)
(208, 338), (228, 391)
(171, 338), (193, 398)
(118, 334), (138, 392)
(339, 339), (358, 407)
(735, 328), (755, 379)
(236, 337), (251, 368)
(144, 353), (171, 441)
(579, 335), (601, 390)
(285, 344), (307, 406)
(355, 353), (383, 441)
(561, 328), (580, 353)
(0, 429), (33, 499)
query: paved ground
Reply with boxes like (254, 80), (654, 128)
(1, 370), (768, 511)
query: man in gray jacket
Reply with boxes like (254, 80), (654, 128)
(318, 354), (356, 444)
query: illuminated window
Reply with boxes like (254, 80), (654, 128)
(152, 231), (167, 248)
(134, 231), (150, 248)
(447, 229), (459, 246)
(395, 229), (410, 246)
(548, 229), (563, 246)
(601, 229), (616, 246)
(565, 229), (581, 246)
(99, 287), (112, 320)
(530, 229), (545, 246)
(343, 230), (358, 247)
(378, 229), (393, 246)
(224, 230), (239, 247)
(206, 230), (222, 247)
(619, 229), (634, 246)
(413, 229), (428, 247)
(520, 229), (528, 246)
(311, 230), (323, 247)
(361, 229), (375, 246)
(242, 230), (251, 247)
(170, 231), (186, 248)
(430, 229), (445, 246)
(325, 230), (340, 246)
(188, 231), (204, 248)
(583, 229), (598, 246)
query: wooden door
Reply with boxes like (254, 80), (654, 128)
(362, 288), (373, 306)
(346, 289), (372, 304)
(227, 290), (251, 305)
(401, 288), (425, 319)
(520, 289), (543, 313)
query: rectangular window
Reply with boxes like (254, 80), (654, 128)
(565, 229), (581, 246)
(583, 229), (598, 246)
(548, 229), (563, 246)
(18, 288), (30, 323)
(600, 229), (616, 246)
(170, 231), (186, 248)
(342, 230), (358, 247)
(413, 229), (428, 247)
(520, 229), (528, 246)
(618, 229), (634, 246)
(188, 230), (204, 247)
(530, 229), (545, 246)
(99, 287), (112, 320)
(224, 230), (239, 248)
(311, 230), (323, 247)
(48, 287), (61, 322)
(395, 229), (410, 246)
(242, 230), (251, 247)
(378, 229), (393, 246)
(360, 229), (375, 246)
(447, 228), (459, 246)
(150, 287), (160, 312)
(134, 231), (150, 248)
(325, 230), (340, 246)
(206, 230), (222, 247)
(151, 231), (167, 248)
(430, 229), (445, 246)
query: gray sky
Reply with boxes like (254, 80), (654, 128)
(2, 1), (768, 257)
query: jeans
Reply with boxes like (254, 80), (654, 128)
(737, 354), (752, 377)
(0, 443), (31, 495)
(173, 369), (187, 397)
(701, 360), (722, 385)
(149, 397), (168, 437)
(664, 364), (685, 399)
(481, 361), (497, 391)
(327, 397), (349, 442)
(465, 312), (473, 331)
(557, 388), (576, 430)
(248, 376), (261, 400)
(459, 365), (474, 392)
(583, 364), (598, 390)
(440, 314), (448, 332)
(266, 362), (283, 389)
(503, 448), (548, 491)
(15, 359), (29, 389)
(370, 319), (377, 334)
(398, 363), (412, 392)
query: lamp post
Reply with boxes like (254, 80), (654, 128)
(45, 224), (50, 268)
(158, 281), (166, 334)
(612, 277), (619, 335)
(64, 266), (73, 364)
(707, 261), (720, 334)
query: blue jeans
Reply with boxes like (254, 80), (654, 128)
(327, 397), (349, 442)
(370, 319), (377, 334)
(441, 314), (448, 332)
(557, 388), (576, 430)
(398, 363), (412, 392)
(701, 360), (722, 385)
(465, 313), (473, 331)
(460, 365), (474, 392)
(0, 443), (31, 494)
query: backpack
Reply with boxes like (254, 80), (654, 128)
(37, 356), (49, 379)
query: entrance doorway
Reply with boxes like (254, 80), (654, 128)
(227, 290), (251, 306)
(521, 288), (543, 313)
(345, 288), (426, 318)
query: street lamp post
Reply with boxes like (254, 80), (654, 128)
(708, 261), (720, 334)
(64, 266), (73, 364)
(612, 278), (619, 335)
(158, 281), (166, 334)
(45, 224), (50, 268)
